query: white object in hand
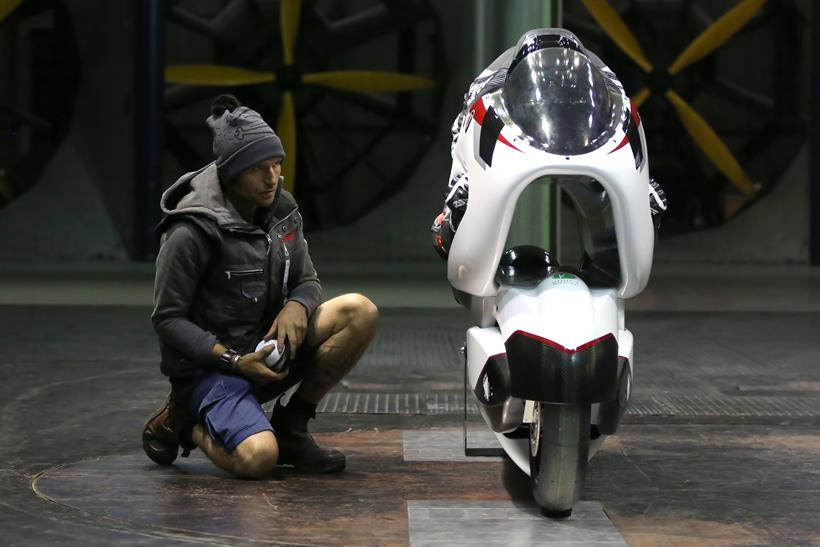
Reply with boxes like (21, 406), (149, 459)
(255, 339), (287, 372)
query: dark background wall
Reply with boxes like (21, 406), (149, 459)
(0, 0), (812, 264)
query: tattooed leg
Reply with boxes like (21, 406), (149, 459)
(296, 293), (379, 404)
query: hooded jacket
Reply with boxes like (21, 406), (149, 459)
(151, 163), (321, 378)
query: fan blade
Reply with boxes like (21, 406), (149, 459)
(165, 65), (274, 86)
(665, 90), (757, 197)
(280, 0), (301, 66)
(0, 0), (22, 23)
(580, 0), (653, 72)
(668, 0), (767, 75)
(277, 91), (297, 193)
(632, 88), (651, 109)
(303, 71), (436, 92)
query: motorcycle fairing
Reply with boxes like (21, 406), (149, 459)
(505, 331), (619, 404)
(472, 351), (525, 433)
(610, 108), (645, 170)
(448, 90), (654, 299)
(467, 100), (521, 169)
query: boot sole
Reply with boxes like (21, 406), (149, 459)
(142, 398), (179, 466)
(142, 431), (179, 466)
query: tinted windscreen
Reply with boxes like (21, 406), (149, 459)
(501, 48), (623, 155)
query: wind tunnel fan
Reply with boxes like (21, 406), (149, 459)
(163, 0), (445, 230)
(0, 0), (80, 208)
(565, 0), (807, 233)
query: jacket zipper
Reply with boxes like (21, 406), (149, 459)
(225, 268), (263, 280)
(270, 207), (297, 298)
(280, 239), (290, 298)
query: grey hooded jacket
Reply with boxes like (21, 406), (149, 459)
(151, 163), (321, 378)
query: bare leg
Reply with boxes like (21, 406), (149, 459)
(296, 293), (379, 404)
(191, 425), (278, 479)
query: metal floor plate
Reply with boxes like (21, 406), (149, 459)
(403, 430), (501, 462)
(407, 500), (626, 546)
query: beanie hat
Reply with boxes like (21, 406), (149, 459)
(206, 95), (285, 184)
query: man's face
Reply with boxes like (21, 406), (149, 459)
(233, 157), (283, 207)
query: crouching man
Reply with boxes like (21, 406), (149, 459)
(142, 95), (378, 478)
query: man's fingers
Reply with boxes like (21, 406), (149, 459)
(264, 319), (278, 341)
(254, 344), (275, 358)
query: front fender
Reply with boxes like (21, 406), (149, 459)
(505, 330), (619, 403)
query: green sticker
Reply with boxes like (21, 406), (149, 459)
(553, 273), (578, 280)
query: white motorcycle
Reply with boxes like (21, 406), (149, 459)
(445, 29), (656, 517)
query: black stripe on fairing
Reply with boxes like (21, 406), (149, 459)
(479, 106), (504, 167)
(508, 34), (584, 77)
(625, 109), (644, 170)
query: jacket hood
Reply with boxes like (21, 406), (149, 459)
(160, 163), (244, 226)
(157, 162), (296, 235)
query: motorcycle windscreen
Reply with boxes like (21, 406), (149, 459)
(499, 177), (620, 288)
(500, 48), (624, 155)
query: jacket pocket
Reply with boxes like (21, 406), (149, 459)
(222, 268), (266, 318)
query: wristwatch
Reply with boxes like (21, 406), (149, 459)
(218, 348), (241, 374)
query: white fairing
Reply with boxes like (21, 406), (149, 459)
(447, 93), (654, 299)
(467, 276), (625, 476)
(452, 30), (652, 482)
(495, 276), (618, 349)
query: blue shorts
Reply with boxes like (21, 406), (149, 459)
(170, 346), (314, 453)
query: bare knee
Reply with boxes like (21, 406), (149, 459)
(340, 293), (379, 336)
(231, 431), (278, 479)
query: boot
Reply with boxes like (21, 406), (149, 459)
(142, 395), (197, 465)
(270, 397), (346, 473)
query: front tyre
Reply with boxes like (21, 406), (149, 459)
(529, 403), (591, 517)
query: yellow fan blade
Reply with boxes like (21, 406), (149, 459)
(0, 0), (23, 23)
(668, 0), (767, 75)
(632, 88), (651, 109)
(165, 65), (274, 86)
(277, 91), (297, 193)
(580, 0), (653, 73)
(280, 0), (301, 66)
(665, 90), (757, 197)
(303, 71), (436, 92)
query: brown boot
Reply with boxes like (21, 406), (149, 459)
(142, 395), (197, 465)
(270, 398), (346, 473)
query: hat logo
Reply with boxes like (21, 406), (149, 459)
(233, 126), (245, 140)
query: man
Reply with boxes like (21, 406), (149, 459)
(143, 95), (378, 478)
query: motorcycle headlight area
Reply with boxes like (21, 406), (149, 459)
(500, 48), (624, 156)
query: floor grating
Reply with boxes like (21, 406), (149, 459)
(317, 390), (820, 418)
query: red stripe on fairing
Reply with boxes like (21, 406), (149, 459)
(610, 105), (643, 155)
(498, 134), (520, 151)
(469, 99), (522, 153)
(507, 330), (616, 354)
(470, 99), (487, 124)
(609, 135), (629, 154)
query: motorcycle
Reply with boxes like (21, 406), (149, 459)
(446, 29), (655, 517)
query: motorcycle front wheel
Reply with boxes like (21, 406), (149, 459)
(529, 403), (591, 517)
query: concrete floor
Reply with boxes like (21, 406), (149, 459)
(1, 262), (819, 545)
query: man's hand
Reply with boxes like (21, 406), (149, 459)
(264, 300), (308, 358)
(237, 344), (289, 385)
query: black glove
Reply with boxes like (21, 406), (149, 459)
(649, 178), (667, 230)
(445, 180), (469, 230)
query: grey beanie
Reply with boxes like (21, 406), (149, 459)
(206, 97), (285, 184)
